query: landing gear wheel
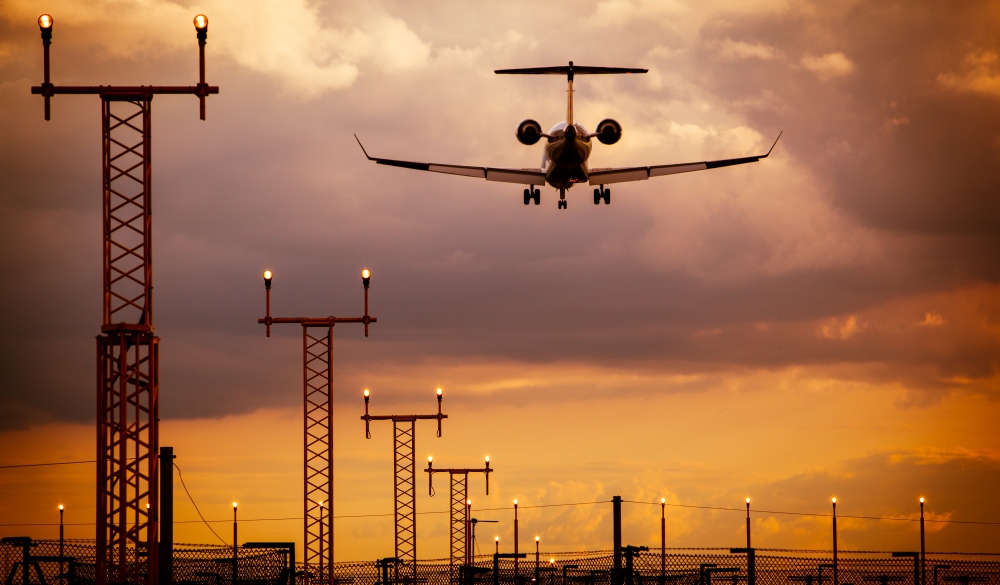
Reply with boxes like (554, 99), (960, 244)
(594, 188), (601, 205)
(558, 200), (567, 210)
(603, 188), (611, 205)
(532, 188), (541, 205)
(524, 188), (531, 205)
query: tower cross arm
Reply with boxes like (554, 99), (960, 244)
(361, 414), (448, 421)
(424, 467), (492, 474)
(31, 85), (219, 95)
(259, 315), (378, 326)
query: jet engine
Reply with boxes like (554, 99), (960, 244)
(516, 119), (543, 145)
(595, 118), (622, 145)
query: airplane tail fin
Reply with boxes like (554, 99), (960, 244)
(495, 61), (647, 126)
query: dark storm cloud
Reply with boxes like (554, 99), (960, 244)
(1, 0), (999, 427)
(695, 0), (1000, 237)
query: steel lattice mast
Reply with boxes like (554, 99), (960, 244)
(31, 13), (218, 585)
(424, 457), (493, 583)
(362, 389), (447, 582)
(259, 269), (376, 585)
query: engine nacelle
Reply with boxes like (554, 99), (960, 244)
(595, 118), (622, 145)
(516, 119), (543, 145)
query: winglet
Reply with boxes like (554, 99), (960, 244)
(354, 134), (374, 161)
(764, 131), (783, 158)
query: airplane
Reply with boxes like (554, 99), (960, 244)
(355, 61), (781, 210)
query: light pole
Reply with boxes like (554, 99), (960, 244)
(920, 498), (926, 585)
(33, 14), (220, 585)
(362, 388), (446, 580)
(319, 501), (325, 584)
(661, 498), (666, 581)
(232, 503), (238, 585)
(59, 505), (65, 585)
(831, 498), (838, 585)
(496, 536), (500, 555)
(514, 500), (520, 582)
(535, 536), (540, 580)
(426, 455), (493, 579)
(745, 498), (751, 549)
(260, 268), (377, 582)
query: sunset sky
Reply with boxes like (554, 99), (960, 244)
(2, 0), (1000, 561)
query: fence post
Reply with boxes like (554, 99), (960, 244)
(613, 497), (622, 573)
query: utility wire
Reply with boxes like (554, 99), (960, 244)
(624, 499), (1000, 526)
(3, 459), (998, 527)
(0, 460), (96, 469)
(174, 462), (229, 546)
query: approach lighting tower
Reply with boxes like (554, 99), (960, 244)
(425, 456), (493, 581)
(362, 389), (448, 581)
(31, 14), (219, 585)
(259, 269), (376, 585)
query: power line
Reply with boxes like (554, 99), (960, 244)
(174, 462), (229, 546)
(2, 459), (998, 527)
(624, 499), (1000, 526)
(0, 460), (96, 469)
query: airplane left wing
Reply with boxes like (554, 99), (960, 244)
(589, 132), (782, 186)
(355, 135), (546, 186)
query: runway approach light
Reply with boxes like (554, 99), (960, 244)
(193, 14), (208, 29)
(920, 497), (925, 503)
(832, 497), (837, 504)
(59, 504), (64, 511)
(362, 268), (371, 288)
(662, 498), (666, 504)
(364, 388), (370, 397)
(485, 456), (490, 463)
(233, 502), (238, 508)
(428, 456), (433, 463)
(38, 14), (53, 29)
(746, 497), (751, 504)
(437, 387), (443, 396)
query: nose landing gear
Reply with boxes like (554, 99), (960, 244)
(523, 187), (541, 205)
(558, 188), (567, 209)
(593, 185), (611, 205)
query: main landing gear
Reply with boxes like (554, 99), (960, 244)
(594, 185), (611, 205)
(523, 187), (541, 205)
(558, 188), (567, 209)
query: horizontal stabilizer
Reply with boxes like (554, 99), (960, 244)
(496, 61), (646, 79)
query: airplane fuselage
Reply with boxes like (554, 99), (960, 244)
(543, 122), (593, 190)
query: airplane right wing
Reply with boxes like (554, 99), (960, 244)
(355, 135), (546, 186)
(589, 132), (782, 185)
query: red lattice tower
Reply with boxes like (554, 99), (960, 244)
(31, 13), (218, 585)
(424, 457), (492, 582)
(259, 269), (375, 585)
(362, 389), (447, 582)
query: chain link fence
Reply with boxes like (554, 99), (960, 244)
(3, 540), (997, 585)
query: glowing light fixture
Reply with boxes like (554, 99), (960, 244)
(193, 14), (208, 30)
(38, 14), (53, 29)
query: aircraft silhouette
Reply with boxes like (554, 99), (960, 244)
(356, 61), (781, 210)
